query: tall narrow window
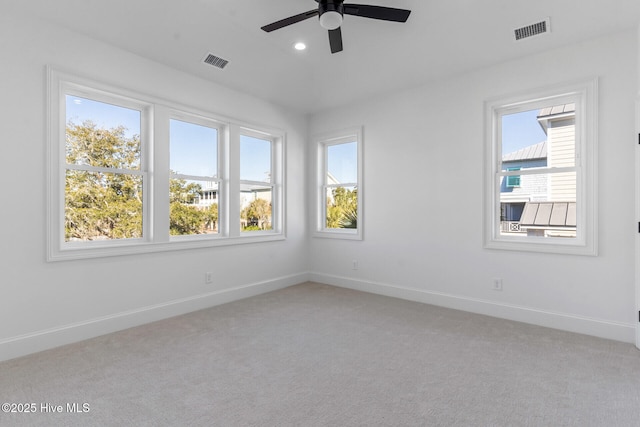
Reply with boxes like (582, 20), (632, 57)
(484, 80), (597, 255)
(169, 117), (220, 237)
(240, 134), (274, 232)
(315, 128), (363, 239)
(64, 94), (145, 242)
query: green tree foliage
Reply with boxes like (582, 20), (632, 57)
(326, 187), (357, 229)
(65, 121), (142, 241)
(169, 198), (206, 235)
(65, 121), (218, 240)
(169, 178), (201, 204)
(203, 203), (218, 232)
(241, 198), (272, 230)
(169, 177), (218, 236)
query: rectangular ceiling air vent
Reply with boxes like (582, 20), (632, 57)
(202, 53), (229, 69)
(514, 18), (550, 41)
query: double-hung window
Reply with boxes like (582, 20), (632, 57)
(169, 115), (221, 238)
(483, 79), (597, 255)
(314, 128), (363, 240)
(48, 68), (284, 261)
(240, 132), (277, 233)
(60, 85), (150, 245)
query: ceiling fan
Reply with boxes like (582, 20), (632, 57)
(261, 0), (411, 54)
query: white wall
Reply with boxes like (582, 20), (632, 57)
(0, 13), (309, 361)
(309, 30), (638, 343)
(1, 12), (637, 363)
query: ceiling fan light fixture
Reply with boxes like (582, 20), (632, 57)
(319, 10), (342, 30)
(261, 1), (411, 54)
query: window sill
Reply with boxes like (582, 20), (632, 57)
(484, 237), (597, 256)
(313, 229), (362, 241)
(48, 233), (286, 262)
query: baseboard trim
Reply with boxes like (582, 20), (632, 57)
(3, 271), (633, 363)
(309, 272), (636, 343)
(0, 272), (309, 363)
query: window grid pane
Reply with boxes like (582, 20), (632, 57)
(169, 119), (218, 177)
(65, 95), (141, 170)
(325, 185), (358, 230)
(240, 135), (272, 183)
(65, 170), (143, 241)
(241, 184), (273, 232)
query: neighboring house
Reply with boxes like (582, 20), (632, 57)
(500, 104), (576, 237)
(188, 180), (272, 229)
(194, 181), (219, 207)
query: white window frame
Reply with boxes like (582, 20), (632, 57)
(237, 128), (282, 237)
(483, 79), (598, 255)
(168, 111), (225, 242)
(313, 127), (363, 240)
(47, 67), (285, 261)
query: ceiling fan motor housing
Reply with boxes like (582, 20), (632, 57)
(319, 0), (344, 30)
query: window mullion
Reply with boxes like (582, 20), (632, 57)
(228, 123), (241, 238)
(497, 166), (577, 177)
(153, 106), (170, 243)
(65, 163), (144, 175)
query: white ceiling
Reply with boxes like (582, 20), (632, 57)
(9, 0), (640, 114)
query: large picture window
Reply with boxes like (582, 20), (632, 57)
(47, 69), (284, 261)
(314, 128), (363, 240)
(483, 80), (597, 255)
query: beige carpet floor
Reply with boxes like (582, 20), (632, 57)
(1, 282), (639, 426)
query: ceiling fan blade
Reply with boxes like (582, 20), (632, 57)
(343, 4), (411, 22)
(328, 27), (343, 54)
(261, 9), (319, 32)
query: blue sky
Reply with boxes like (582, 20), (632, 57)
(328, 141), (357, 184)
(501, 109), (547, 155)
(170, 119), (218, 177)
(66, 96), (541, 179)
(66, 95), (140, 138)
(240, 135), (271, 182)
(66, 96), (272, 181)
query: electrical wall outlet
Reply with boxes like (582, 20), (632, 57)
(492, 278), (503, 291)
(352, 260), (359, 270)
(205, 272), (213, 284)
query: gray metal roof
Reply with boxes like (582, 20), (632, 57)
(519, 201), (576, 228)
(502, 141), (547, 162)
(538, 103), (575, 118)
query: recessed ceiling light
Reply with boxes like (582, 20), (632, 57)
(294, 42), (306, 51)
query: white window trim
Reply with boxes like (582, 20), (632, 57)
(237, 126), (284, 238)
(47, 67), (285, 261)
(483, 79), (598, 256)
(313, 127), (363, 240)
(168, 111), (225, 242)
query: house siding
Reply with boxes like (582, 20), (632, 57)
(547, 118), (576, 202)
